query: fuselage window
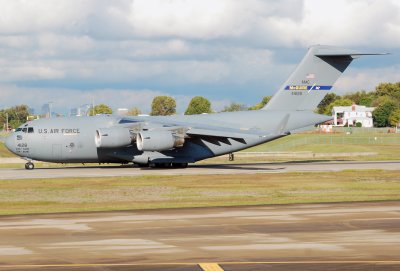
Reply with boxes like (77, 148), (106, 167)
(16, 128), (22, 132)
(28, 127), (34, 133)
(22, 128), (27, 133)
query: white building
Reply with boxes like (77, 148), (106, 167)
(332, 104), (375, 128)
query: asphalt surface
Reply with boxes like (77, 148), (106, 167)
(0, 201), (399, 271)
(0, 160), (400, 180)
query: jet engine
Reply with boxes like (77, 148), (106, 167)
(95, 128), (133, 148)
(136, 131), (184, 151)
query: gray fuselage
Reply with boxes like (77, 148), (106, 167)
(5, 110), (329, 165)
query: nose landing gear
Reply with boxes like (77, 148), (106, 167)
(25, 162), (34, 170)
(22, 158), (35, 170)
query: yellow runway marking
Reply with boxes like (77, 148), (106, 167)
(0, 261), (399, 269)
(199, 263), (225, 271)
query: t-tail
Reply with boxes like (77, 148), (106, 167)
(264, 45), (387, 111)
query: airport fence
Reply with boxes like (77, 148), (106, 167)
(331, 127), (397, 134)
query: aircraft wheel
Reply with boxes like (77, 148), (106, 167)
(149, 163), (157, 168)
(25, 162), (34, 170)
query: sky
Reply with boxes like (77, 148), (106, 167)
(0, 0), (399, 115)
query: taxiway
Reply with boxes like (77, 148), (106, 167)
(0, 201), (399, 270)
(0, 160), (399, 180)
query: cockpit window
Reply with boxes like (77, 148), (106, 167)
(16, 123), (28, 132)
(18, 127), (34, 133)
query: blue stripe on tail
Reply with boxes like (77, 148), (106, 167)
(284, 85), (332, 91)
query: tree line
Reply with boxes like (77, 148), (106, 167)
(1, 82), (399, 130)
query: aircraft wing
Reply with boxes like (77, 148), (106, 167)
(132, 113), (291, 140)
(185, 113), (290, 139)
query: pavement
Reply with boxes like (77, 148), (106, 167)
(0, 160), (399, 180)
(0, 201), (399, 271)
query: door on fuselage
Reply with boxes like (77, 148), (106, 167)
(52, 144), (62, 160)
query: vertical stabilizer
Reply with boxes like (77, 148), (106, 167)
(264, 45), (384, 111)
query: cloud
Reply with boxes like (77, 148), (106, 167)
(0, 0), (93, 34)
(335, 65), (400, 93)
(1, 0), (399, 46)
(300, 0), (400, 47)
(128, 0), (234, 39)
(0, 42), (278, 84)
(127, 0), (306, 41)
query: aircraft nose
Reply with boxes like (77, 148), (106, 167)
(4, 134), (15, 153)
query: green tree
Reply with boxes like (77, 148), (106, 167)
(343, 91), (375, 107)
(89, 104), (113, 116)
(185, 96), (212, 115)
(317, 93), (339, 114)
(375, 82), (400, 100)
(0, 105), (30, 129)
(126, 107), (142, 116)
(248, 96), (271, 110)
(151, 96), (176, 116)
(389, 108), (400, 127)
(358, 95), (375, 107)
(371, 95), (392, 107)
(222, 102), (247, 112)
(373, 101), (398, 127)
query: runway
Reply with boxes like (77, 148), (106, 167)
(0, 201), (399, 271)
(0, 160), (400, 180)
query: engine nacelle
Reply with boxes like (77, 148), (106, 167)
(95, 128), (133, 148)
(136, 131), (184, 151)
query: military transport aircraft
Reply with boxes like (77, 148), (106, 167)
(5, 45), (384, 169)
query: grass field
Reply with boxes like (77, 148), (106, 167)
(246, 132), (400, 150)
(245, 133), (400, 160)
(0, 170), (399, 215)
(0, 142), (14, 158)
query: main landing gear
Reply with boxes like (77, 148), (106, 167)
(25, 162), (34, 170)
(150, 162), (188, 168)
